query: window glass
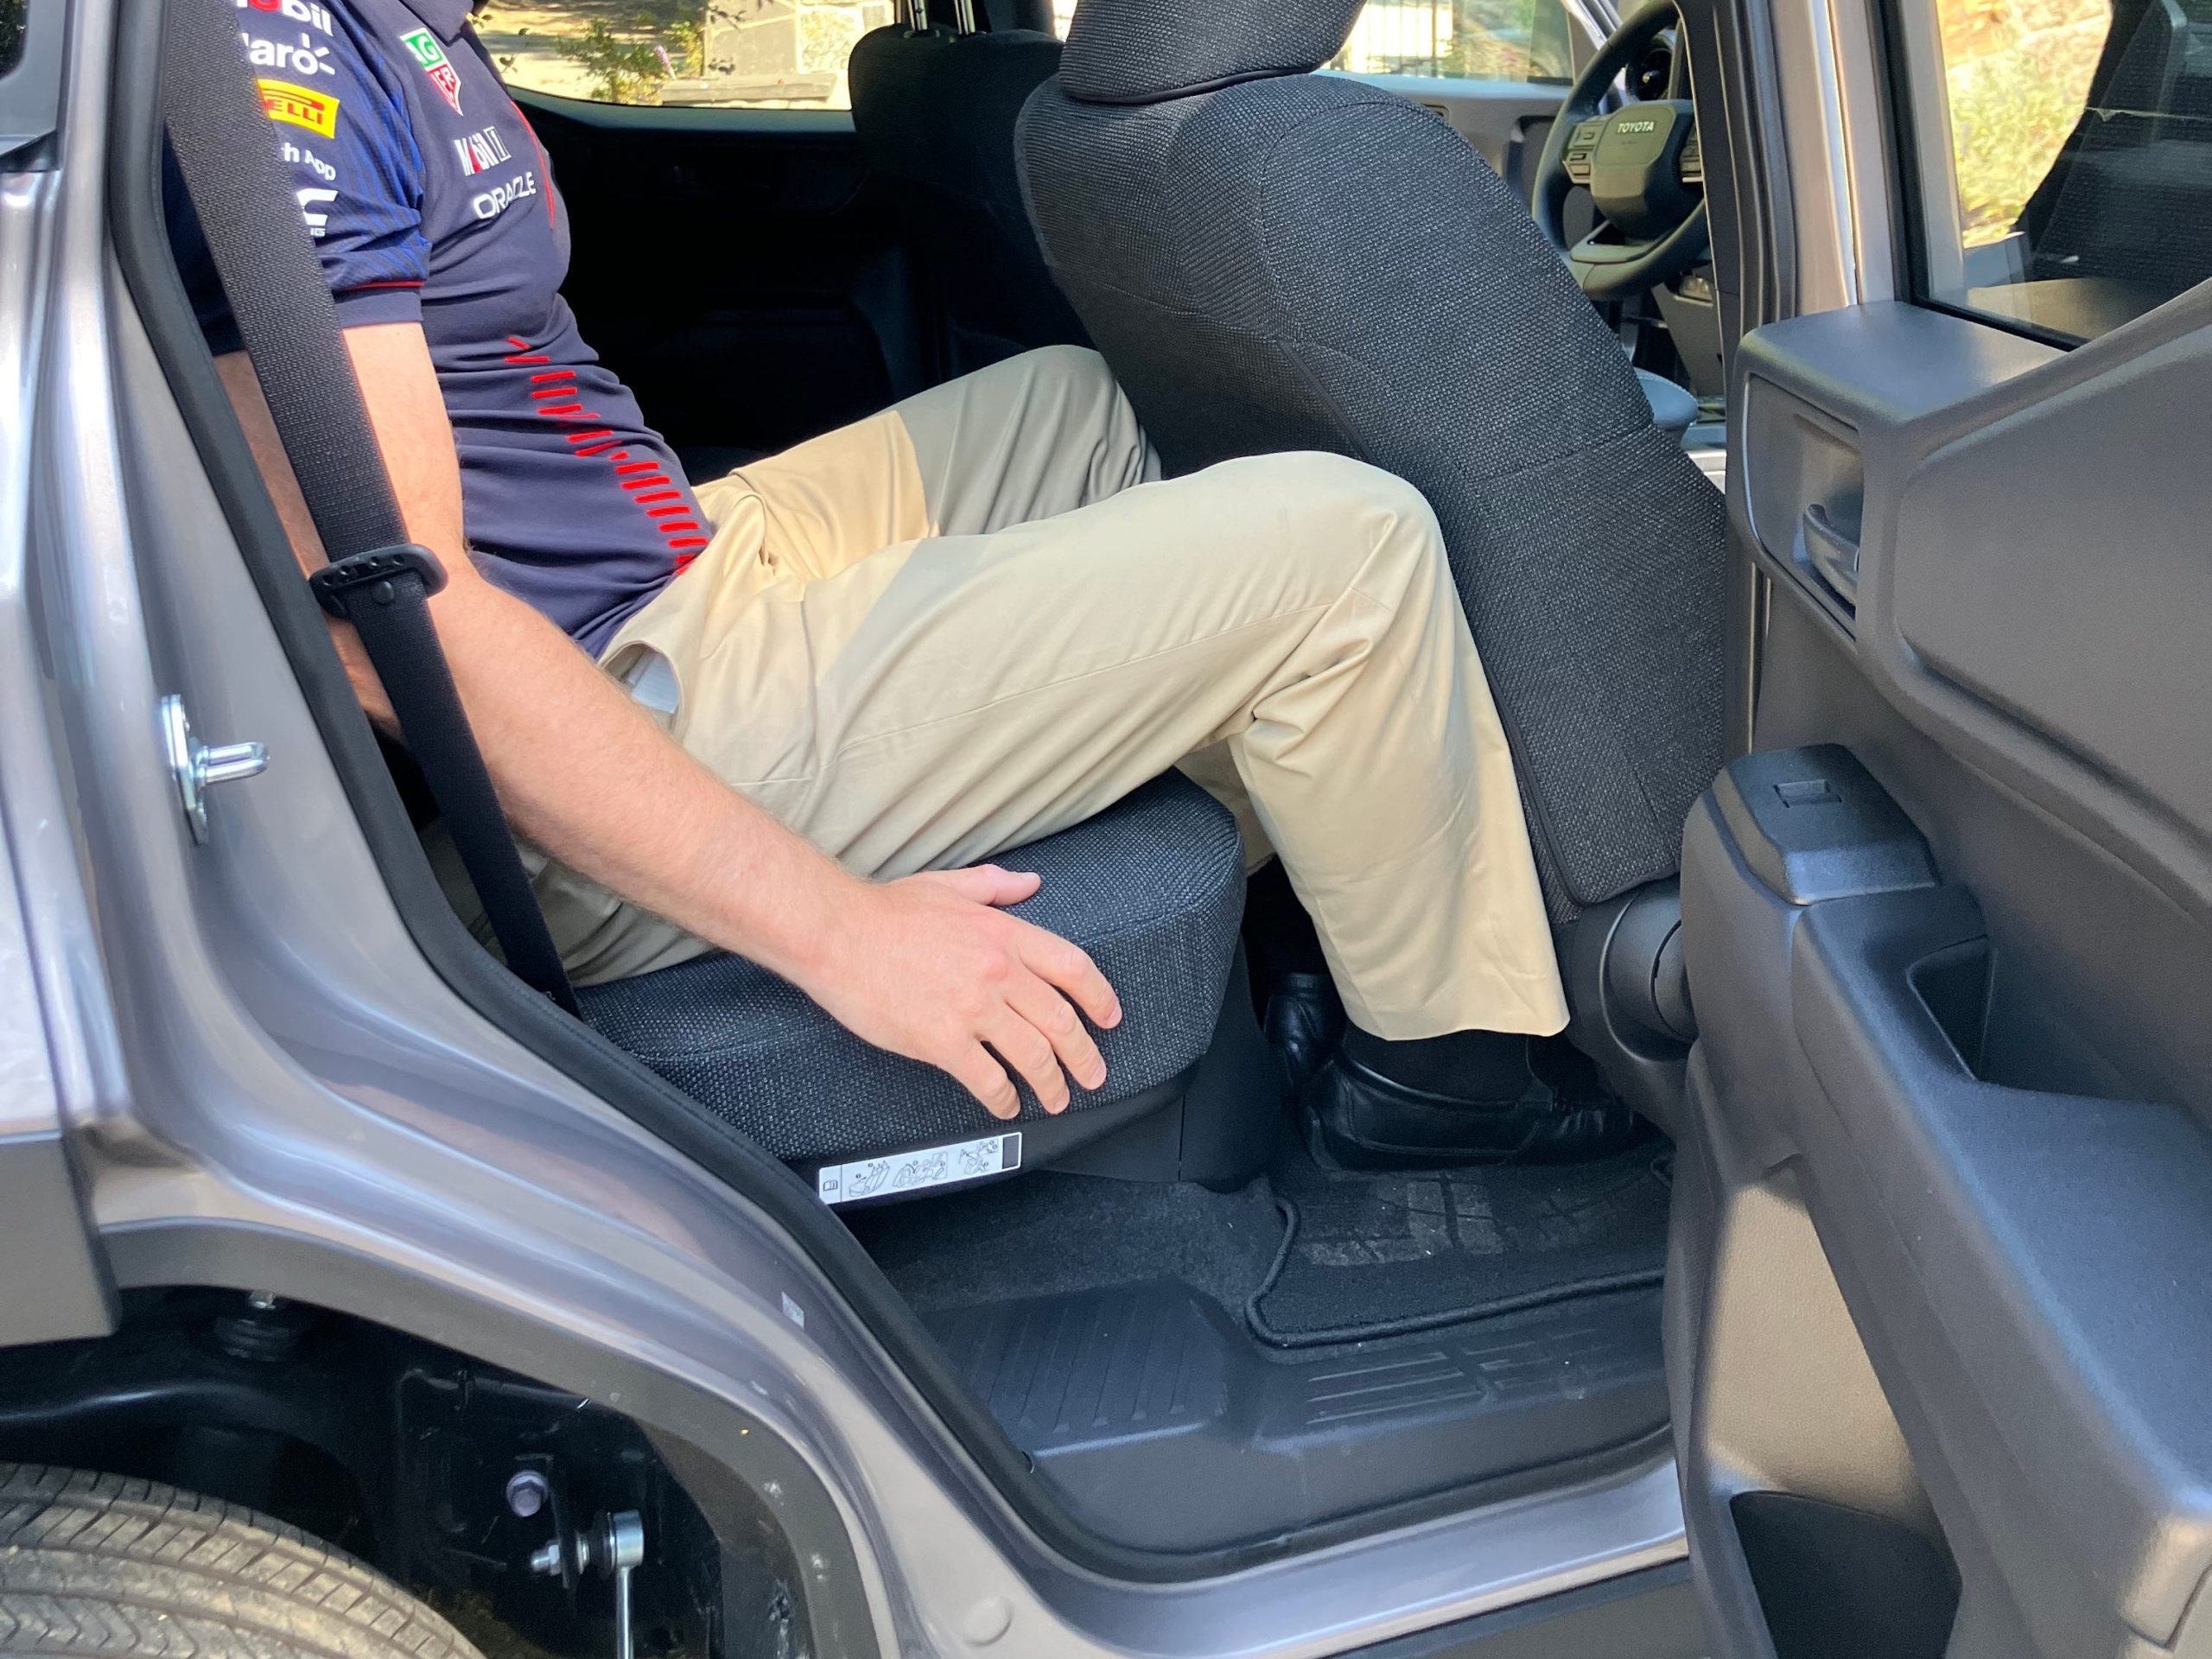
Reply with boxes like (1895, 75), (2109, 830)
(1910, 0), (2212, 341)
(485, 0), (896, 109)
(1329, 0), (1573, 85)
(0, 0), (25, 76)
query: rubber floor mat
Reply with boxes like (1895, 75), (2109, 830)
(1248, 1140), (1671, 1347)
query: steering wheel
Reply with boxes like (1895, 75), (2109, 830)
(1533, 0), (1709, 302)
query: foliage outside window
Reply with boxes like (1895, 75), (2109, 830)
(1330, 0), (1573, 86)
(1917, 0), (2212, 342)
(483, 0), (894, 108)
(1935, 0), (2112, 246)
(0, 0), (25, 75)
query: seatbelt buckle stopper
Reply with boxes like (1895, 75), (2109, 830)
(308, 543), (449, 617)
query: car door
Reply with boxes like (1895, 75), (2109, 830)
(1670, 0), (2212, 1650)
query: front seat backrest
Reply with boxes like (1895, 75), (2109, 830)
(849, 14), (1090, 377)
(1016, 0), (1730, 917)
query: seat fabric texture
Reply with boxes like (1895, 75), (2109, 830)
(849, 23), (1090, 377)
(577, 773), (1245, 1168)
(1017, 0), (1732, 918)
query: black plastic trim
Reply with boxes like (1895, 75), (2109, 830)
(1672, 0), (1788, 760)
(102, 0), (1651, 1586)
(308, 544), (450, 615)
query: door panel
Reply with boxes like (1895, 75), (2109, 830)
(1675, 290), (2212, 1659)
(518, 97), (918, 465)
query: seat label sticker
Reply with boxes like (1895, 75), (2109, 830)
(816, 1133), (1021, 1205)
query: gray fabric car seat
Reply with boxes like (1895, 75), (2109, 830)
(849, 12), (1089, 378)
(578, 773), (1260, 1182)
(1016, 0), (1731, 920)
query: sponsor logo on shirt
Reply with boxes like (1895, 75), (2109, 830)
(453, 125), (512, 177)
(296, 186), (338, 238)
(397, 26), (464, 115)
(469, 170), (537, 220)
(280, 138), (337, 181)
(257, 78), (340, 138)
(236, 0), (334, 35)
(242, 29), (337, 79)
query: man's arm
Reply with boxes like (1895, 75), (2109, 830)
(217, 322), (1118, 1118)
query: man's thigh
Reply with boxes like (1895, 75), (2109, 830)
(522, 448), (1433, 983)
(894, 343), (1157, 537)
(690, 346), (1154, 587)
(671, 450), (1423, 878)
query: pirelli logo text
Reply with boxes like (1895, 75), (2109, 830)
(257, 77), (340, 138)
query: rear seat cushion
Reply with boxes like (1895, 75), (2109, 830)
(576, 773), (1246, 1167)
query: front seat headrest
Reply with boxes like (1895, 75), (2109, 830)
(1058, 0), (1364, 105)
(982, 0), (1056, 30)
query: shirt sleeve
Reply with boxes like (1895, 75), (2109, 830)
(233, 0), (430, 325)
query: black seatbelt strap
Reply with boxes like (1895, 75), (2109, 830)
(160, 0), (579, 1014)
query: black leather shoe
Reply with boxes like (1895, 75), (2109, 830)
(1261, 971), (1346, 1096)
(1302, 1041), (1641, 1168)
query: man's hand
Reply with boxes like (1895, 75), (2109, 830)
(801, 866), (1122, 1118)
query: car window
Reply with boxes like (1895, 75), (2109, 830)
(0, 0), (24, 74)
(485, 0), (898, 109)
(1329, 0), (1573, 85)
(1897, 0), (2212, 343)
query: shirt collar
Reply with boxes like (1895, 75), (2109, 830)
(403, 0), (475, 44)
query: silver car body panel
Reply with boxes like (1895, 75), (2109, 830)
(15, 0), (1741, 1648)
(1762, 0), (1892, 314)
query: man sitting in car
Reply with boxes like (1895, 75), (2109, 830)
(169, 0), (1630, 1164)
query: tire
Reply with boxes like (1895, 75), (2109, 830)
(0, 1465), (486, 1659)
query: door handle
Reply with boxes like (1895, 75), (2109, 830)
(1799, 500), (1861, 607)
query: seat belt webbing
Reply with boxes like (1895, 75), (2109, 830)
(159, 0), (579, 1013)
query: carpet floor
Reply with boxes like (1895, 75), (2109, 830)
(849, 1128), (1671, 1354)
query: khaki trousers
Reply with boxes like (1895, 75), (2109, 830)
(521, 346), (1567, 1038)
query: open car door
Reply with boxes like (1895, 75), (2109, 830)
(1669, 0), (2212, 1649)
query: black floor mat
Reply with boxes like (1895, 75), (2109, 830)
(846, 1167), (1283, 1318)
(1248, 1139), (1672, 1348)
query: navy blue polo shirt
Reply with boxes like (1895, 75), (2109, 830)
(183, 0), (709, 653)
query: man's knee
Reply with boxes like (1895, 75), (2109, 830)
(1226, 452), (1447, 577)
(1005, 342), (1116, 399)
